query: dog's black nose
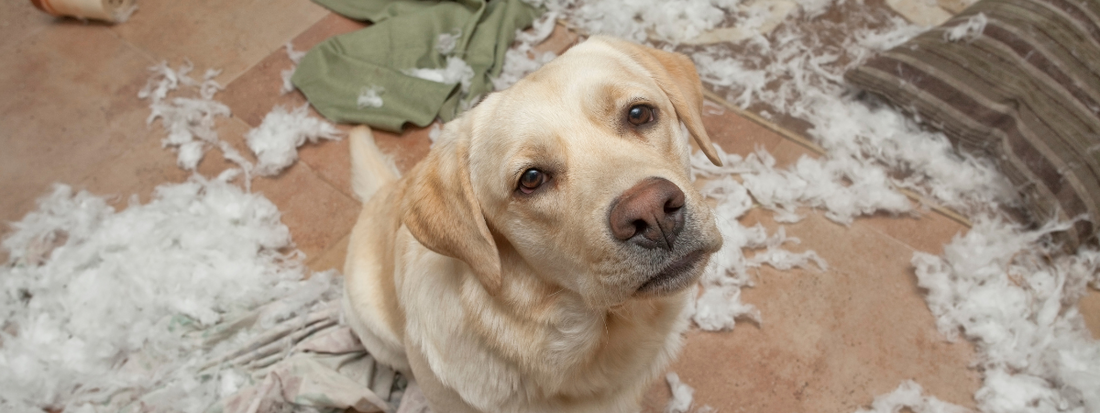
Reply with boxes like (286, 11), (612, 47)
(608, 177), (686, 250)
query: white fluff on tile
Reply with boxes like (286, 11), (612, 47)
(0, 175), (340, 412)
(280, 42), (307, 95)
(246, 104), (342, 176)
(854, 380), (969, 413)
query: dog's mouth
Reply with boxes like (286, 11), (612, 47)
(635, 250), (708, 295)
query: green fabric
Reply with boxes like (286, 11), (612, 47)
(293, 0), (541, 132)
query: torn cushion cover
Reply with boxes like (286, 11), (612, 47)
(845, 0), (1100, 248)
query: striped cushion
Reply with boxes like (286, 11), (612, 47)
(845, 0), (1100, 248)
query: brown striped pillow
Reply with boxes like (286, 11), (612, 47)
(845, 0), (1100, 248)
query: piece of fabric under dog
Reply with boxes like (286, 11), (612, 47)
(293, 0), (541, 132)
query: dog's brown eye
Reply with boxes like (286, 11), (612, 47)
(627, 105), (654, 125)
(518, 169), (545, 194)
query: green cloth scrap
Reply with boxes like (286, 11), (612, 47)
(293, 0), (541, 132)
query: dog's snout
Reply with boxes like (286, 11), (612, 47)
(608, 177), (686, 250)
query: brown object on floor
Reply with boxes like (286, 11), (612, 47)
(846, 0), (1100, 249)
(29, 0), (135, 22)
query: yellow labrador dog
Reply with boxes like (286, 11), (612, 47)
(343, 36), (724, 412)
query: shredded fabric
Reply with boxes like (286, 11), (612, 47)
(246, 105), (343, 176)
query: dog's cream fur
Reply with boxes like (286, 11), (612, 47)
(343, 36), (724, 413)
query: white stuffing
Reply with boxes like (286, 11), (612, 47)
(428, 122), (443, 146)
(436, 29), (462, 56)
(280, 42), (307, 94)
(245, 105), (342, 176)
(492, 12), (560, 91)
(685, 146), (828, 331)
(944, 13), (988, 43)
(665, 372), (695, 413)
(854, 380), (970, 413)
(0, 175), (340, 412)
(139, 61), (254, 176)
(405, 56), (475, 94)
(357, 85), (385, 109)
(913, 217), (1100, 413)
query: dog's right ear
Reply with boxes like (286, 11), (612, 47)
(399, 121), (503, 295)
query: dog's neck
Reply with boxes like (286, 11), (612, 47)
(455, 240), (688, 399)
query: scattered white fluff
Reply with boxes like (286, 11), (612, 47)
(686, 147), (828, 331)
(492, 12), (560, 91)
(854, 380), (970, 413)
(944, 13), (987, 43)
(357, 85), (385, 109)
(428, 122), (443, 146)
(139, 61), (254, 176)
(281, 42), (307, 94)
(437, 29), (462, 56)
(0, 175), (340, 412)
(405, 56), (475, 94)
(245, 105), (342, 176)
(665, 372), (695, 413)
(914, 217), (1100, 413)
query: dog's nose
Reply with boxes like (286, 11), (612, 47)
(608, 177), (686, 250)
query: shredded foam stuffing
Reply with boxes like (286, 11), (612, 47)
(686, 146), (828, 332)
(436, 29), (462, 56)
(358, 85), (385, 109)
(281, 42), (307, 94)
(0, 174), (340, 412)
(492, 12), (561, 91)
(854, 381), (969, 413)
(139, 61), (255, 179)
(665, 372), (695, 413)
(245, 105), (342, 176)
(944, 12), (987, 43)
(913, 217), (1100, 412)
(405, 56), (475, 94)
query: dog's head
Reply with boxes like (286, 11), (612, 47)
(400, 36), (723, 308)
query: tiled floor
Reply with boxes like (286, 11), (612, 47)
(2, 1), (1098, 412)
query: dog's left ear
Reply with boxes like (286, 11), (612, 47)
(606, 38), (722, 166)
(399, 121), (503, 295)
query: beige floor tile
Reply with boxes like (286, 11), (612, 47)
(308, 231), (350, 274)
(862, 204), (968, 255)
(250, 159), (358, 261)
(219, 13), (366, 128)
(1, 0), (57, 46)
(1082, 289), (1100, 339)
(704, 108), (787, 157)
(0, 23), (155, 225)
(642, 208), (980, 412)
(109, 0), (330, 84)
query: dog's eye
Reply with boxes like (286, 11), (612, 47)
(518, 169), (546, 194)
(627, 105), (654, 125)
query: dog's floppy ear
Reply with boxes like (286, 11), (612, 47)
(399, 121), (502, 294)
(602, 37), (723, 166)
